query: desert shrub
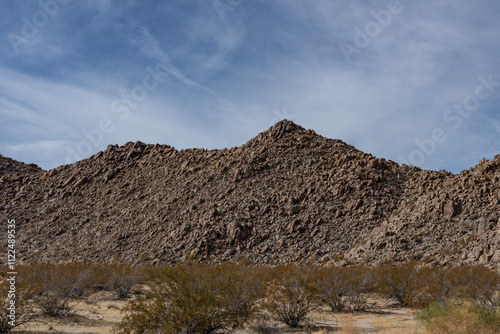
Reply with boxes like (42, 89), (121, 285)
(343, 266), (375, 312)
(417, 300), (447, 322)
(248, 315), (279, 334)
(375, 262), (500, 309)
(449, 265), (500, 310)
(418, 300), (500, 334)
(316, 266), (374, 313)
(376, 261), (421, 307)
(114, 263), (263, 334)
(396, 265), (452, 309)
(106, 264), (144, 299)
(315, 266), (350, 312)
(418, 265), (454, 304)
(18, 264), (91, 317)
(80, 264), (111, 291)
(0, 278), (37, 332)
(19, 263), (92, 297)
(375, 261), (443, 308)
(263, 264), (319, 328)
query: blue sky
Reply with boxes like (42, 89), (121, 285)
(1, 0), (499, 173)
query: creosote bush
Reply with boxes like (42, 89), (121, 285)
(449, 265), (500, 310)
(114, 263), (264, 334)
(376, 262), (500, 310)
(0, 278), (37, 333)
(18, 264), (92, 317)
(262, 264), (318, 328)
(106, 264), (144, 299)
(375, 261), (445, 308)
(342, 265), (375, 312)
(315, 265), (375, 313)
(315, 266), (350, 313)
(7, 261), (498, 332)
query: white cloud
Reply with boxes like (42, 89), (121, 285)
(1, 1), (499, 173)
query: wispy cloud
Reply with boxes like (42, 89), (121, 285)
(0, 1), (499, 173)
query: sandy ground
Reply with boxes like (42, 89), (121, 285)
(12, 292), (423, 334)
(13, 291), (127, 334)
(332, 309), (423, 333)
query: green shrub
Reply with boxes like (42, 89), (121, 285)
(475, 305), (500, 327)
(417, 301), (447, 324)
(418, 300), (500, 334)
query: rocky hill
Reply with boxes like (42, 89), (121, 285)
(0, 153), (41, 177)
(0, 120), (499, 266)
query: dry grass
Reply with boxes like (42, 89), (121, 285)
(418, 300), (500, 334)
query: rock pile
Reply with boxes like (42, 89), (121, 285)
(0, 120), (499, 266)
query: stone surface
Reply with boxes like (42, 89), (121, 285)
(0, 120), (499, 266)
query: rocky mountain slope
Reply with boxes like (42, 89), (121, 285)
(0, 154), (41, 177)
(1, 120), (499, 266)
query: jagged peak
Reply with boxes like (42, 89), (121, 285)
(267, 119), (307, 137)
(237, 119), (316, 150)
(467, 154), (500, 175)
(246, 119), (312, 144)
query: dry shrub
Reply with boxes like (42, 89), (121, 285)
(375, 261), (446, 308)
(418, 300), (500, 334)
(83, 264), (144, 297)
(248, 315), (279, 334)
(0, 278), (37, 332)
(114, 263), (263, 334)
(417, 265), (454, 304)
(106, 264), (144, 299)
(315, 266), (374, 313)
(376, 261), (421, 307)
(343, 266), (374, 312)
(263, 264), (318, 328)
(81, 264), (111, 291)
(315, 266), (350, 312)
(448, 265), (500, 310)
(18, 263), (91, 317)
(376, 262), (500, 309)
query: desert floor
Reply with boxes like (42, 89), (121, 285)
(12, 290), (423, 334)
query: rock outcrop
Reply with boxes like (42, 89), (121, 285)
(0, 120), (499, 266)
